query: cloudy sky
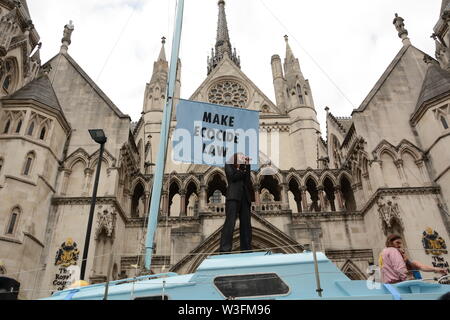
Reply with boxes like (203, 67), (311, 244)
(28, 0), (441, 131)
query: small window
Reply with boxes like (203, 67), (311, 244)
(27, 122), (35, 136)
(214, 273), (290, 299)
(134, 295), (169, 300)
(15, 120), (22, 133)
(39, 127), (46, 140)
(23, 153), (35, 176)
(0, 158), (3, 174)
(441, 116), (449, 130)
(6, 208), (20, 235)
(3, 120), (10, 134)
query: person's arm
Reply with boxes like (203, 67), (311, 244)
(409, 260), (448, 274)
(225, 164), (245, 183)
(388, 249), (409, 281)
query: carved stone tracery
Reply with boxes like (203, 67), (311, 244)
(95, 205), (117, 239)
(208, 80), (248, 108)
(376, 196), (404, 234)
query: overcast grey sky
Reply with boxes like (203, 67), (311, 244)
(28, 0), (441, 131)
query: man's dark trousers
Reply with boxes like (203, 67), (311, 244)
(219, 191), (252, 253)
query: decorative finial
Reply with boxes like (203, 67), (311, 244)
(60, 20), (74, 53)
(393, 13), (410, 44)
(284, 35), (289, 43)
(218, 0), (225, 5)
(161, 36), (166, 45)
(325, 106), (330, 113)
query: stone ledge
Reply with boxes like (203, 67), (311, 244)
(0, 236), (22, 245)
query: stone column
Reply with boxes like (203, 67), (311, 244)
(180, 191), (186, 217)
(370, 160), (385, 190)
(280, 183), (289, 210)
(60, 169), (72, 195)
(416, 160), (431, 186)
(318, 186), (325, 212)
(395, 159), (408, 187)
(161, 191), (168, 216)
(199, 184), (207, 212)
(84, 168), (93, 196)
(300, 187), (308, 212)
(143, 192), (150, 216)
(335, 185), (345, 211)
(254, 184), (261, 210)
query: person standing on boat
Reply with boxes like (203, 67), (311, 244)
(219, 153), (255, 253)
(379, 234), (447, 284)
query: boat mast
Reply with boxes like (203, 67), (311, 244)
(144, 0), (185, 271)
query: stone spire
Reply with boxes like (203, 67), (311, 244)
(393, 13), (410, 45)
(283, 35), (304, 84)
(158, 36), (167, 62)
(60, 20), (74, 54)
(207, 0), (240, 75)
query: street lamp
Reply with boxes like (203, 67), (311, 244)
(80, 129), (107, 281)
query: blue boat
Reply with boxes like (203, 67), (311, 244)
(41, 251), (450, 300)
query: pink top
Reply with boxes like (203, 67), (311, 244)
(380, 247), (408, 284)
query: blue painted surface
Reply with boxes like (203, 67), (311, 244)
(41, 252), (450, 300)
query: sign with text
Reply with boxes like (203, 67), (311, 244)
(173, 99), (259, 170)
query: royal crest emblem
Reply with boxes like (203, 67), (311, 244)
(422, 228), (448, 256)
(55, 238), (80, 267)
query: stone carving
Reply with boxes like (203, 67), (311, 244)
(62, 20), (75, 45)
(208, 80), (248, 108)
(393, 13), (408, 38)
(376, 196), (404, 234)
(55, 238), (80, 267)
(0, 8), (19, 57)
(95, 206), (117, 239)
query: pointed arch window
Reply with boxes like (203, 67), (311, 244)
(441, 115), (449, 130)
(0, 158), (4, 175)
(39, 126), (47, 140)
(6, 207), (20, 235)
(3, 119), (11, 134)
(27, 121), (35, 136)
(23, 152), (35, 176)
(297, 84), (305, 105)
(1, 59), (18, 95)
(15, 119), (22, 133)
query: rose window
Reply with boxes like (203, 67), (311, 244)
(208, 81), (248, 108)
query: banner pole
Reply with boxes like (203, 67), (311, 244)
(144, 0), (185, 271)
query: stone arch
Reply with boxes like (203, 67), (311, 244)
(168, 180), (182, 217)
(22, 150), (36, 176)
(1, 57), (19, 95)
(65, 148), (90, 170)
(203, 167), (226, 187)
(380, 151), (400, 188)
(171, 226), (303, 274)
(260, 174), (281, 202)
(66, 159), (87, 196)
(319, 172), (338, 187)
(323, 177), (337, 212)
(164, 175), (182, 192)
(301, 171), (320, 187)
(130, 182), (146, 218)
(207, 172), (227, 204)
(305, 176), (320, 212)
(2, 112), (12, 134)
(341, 260), (366, 280)
(182, 175), (201, 191)
(287, 174), (302, 213)
(184, 179), (199, 216)
(340, 175), (356, 211)
(401, 150), (422, 187)
(5, 205), (21, 235)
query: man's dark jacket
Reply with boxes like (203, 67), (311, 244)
(225, 164), (255, 203)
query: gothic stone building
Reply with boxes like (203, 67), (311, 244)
(1, 0), (450, 299)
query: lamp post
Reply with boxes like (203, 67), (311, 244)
(80, 129), (107, 281)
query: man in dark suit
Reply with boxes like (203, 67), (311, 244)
(219, 153), (255, 253)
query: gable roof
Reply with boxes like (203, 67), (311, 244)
(190, 55), (282, 114)
(6, 75), (62, 111)
(43, 53), (130, 120)
(415, 63), (450, 112)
